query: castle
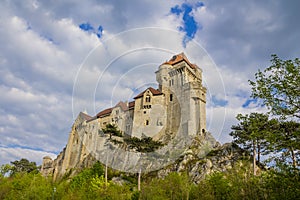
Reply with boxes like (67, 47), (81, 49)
(88, 52), (207, 139)
(41, 53), (208, 179)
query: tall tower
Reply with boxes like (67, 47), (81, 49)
(155, 53), (206, 138)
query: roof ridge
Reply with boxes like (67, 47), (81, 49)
(163, 52), (197, 69)
(133, 87), (163, 99)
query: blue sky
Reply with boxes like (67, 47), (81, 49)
(0, 0), (300, 165)
(170, 2), (203, 46)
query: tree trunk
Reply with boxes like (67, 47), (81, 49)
(138, 168), (141, 191)
(105, 156), (108, 187)
(105, 164), (108, 187)
(257, 142), (261, 164)
(253, 140), (257, 176)
(290, 146), (297, 168)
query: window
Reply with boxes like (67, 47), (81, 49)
(145, 95), (151, 102)
(144, 111), (146, 114)
(170, 94), (173, 102)
(116, 110), (119, 114)
(143, 105), (151, 109)
(145, 120), (149, 125)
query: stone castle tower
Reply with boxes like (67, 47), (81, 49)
(41, 53), (208, 179)
(155, 53), (207, 138)
(89, 52), (207, 140)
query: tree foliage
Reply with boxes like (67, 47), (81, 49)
(1, 158), (300, 199)
(124, 136), (163, 152)
(230, 113), (274, 174)
(10, 158), (38, 176)
(102, 123), (123, 138)
(249, 54), (300, 119)
(140, 172), (191, 200)
(267, 120), (300, 168)
(0, 164), (12, 177)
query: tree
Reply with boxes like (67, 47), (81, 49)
(102, 123), (122, 139)
(140, 172), (191, 199)
(230, 113), (272, 175)
(124, 136), (163, 152)
(0, 164), (12, 177)
(267, 120), (300, 168)
(249, 55), (300, 119)
(248, 55), (300, 169)
(10, 158), (38, 176)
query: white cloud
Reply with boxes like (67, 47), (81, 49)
(0, 147), (57, 165)
(0, 0), (299, 165)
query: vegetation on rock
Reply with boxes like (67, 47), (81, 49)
(102, 123), (123, 138)
(124, 136), (163, 152)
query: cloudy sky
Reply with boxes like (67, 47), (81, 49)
(0, 0), (299, 165)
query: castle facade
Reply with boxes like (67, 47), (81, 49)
(88, 52), (207, 140)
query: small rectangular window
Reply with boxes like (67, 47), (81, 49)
(170, 94), (173, 102)
(145, 96), (151, 102)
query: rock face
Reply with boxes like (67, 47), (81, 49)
(156, 142), (249, 184)
(41, 112), (248, 182)
(40, 112), (98, 180)
(41, 111), (213, 180)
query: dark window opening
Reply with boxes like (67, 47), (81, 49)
(143, 105), (152, 109)
(170, 94), (173, 102)
(145, 95), (151, 102)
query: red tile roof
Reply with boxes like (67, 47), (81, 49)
(163, 52), (197, 69)
(96, 107), (113, 118)
(79, 112), (91, 120)
(115, 101), (128, 111)
(133, 87), (163, 99)
(128, 101), (135, 109)
(86, 116), (97, 123)
(94, 100), (134, 119)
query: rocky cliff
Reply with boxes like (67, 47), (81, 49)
(41, 112), (248, 182)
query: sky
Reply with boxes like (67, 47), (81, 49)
(0, 0), (299, 166)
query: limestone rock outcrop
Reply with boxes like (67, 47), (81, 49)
(156, 142), (249, 184)
(41, 112), (247, 182)
(41, 53), (248, 181)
